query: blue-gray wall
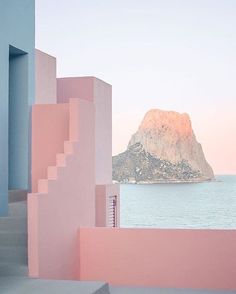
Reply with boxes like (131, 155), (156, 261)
(0, 0), (35, 215)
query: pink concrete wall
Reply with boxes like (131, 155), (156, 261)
(28, 98), (95, 280)
(93, 78), (112, 184)
(35, 50), (57, 104)
(57, 77), (94, 103)
(79, 228), (236, 290)
(96, 184), (120, 227)
(57, 77), (112, 184)
(31, 103), (69, 192)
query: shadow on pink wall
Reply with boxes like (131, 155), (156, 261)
(79, 227), (236, 290)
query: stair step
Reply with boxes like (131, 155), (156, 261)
(47, 166), (64, 180)
(56, 153), (67, 167)
(0, 231), (27, 246)
(0, 217), (27, 232)
(37, 179), (57, 194)
(9, 201), (27, 217)
(0, 246), (27, 264)
(64, 141), (74, 154)
(38, 179), (48, 193)
(0, 278), (110, 294)
(64, 141), (78, 155)
(8, 190), (28, 203)
(47, 166), (58, 180)
(0, 263), (28, 277)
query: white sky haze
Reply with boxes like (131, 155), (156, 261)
(36, 0), (236, 174)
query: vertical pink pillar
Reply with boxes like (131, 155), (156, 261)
(57, 78), (120, 228)
(35, 50), (57, 104)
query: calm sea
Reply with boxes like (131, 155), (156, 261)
(120, 175), (236, 229)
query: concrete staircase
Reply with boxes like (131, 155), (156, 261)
(0, 191), (28, 277)
(36, 140), (78, 195)
(0, 190), (110, 294)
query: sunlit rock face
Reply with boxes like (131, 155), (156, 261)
(113, 109), (214, 183)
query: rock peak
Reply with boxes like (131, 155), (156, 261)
(139, 108), (193, 138)
(113, 108), (214, 183)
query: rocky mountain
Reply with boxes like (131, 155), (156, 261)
(113, 109), (214, 183)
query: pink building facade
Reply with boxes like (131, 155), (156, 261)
(28, 49), (236, 291)
(1, 2), (236, 291)
(28, 51), (236, 290)
(28, 50), (119, 279)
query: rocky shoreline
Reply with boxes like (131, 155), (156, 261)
(113, 178), (214, 184)
(113, 143), (214, 184)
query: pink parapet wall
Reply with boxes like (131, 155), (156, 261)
(28, 98), (95, 279)
(79, 228), (236, 290)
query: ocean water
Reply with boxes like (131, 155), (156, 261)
(120, 175), (236, 229)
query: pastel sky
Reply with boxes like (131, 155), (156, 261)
(36, 0), (236, 175)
